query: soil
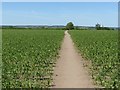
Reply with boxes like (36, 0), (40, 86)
(52, 30), (96, 88)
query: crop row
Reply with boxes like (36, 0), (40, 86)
(69, 30), (119, 88)
(2, 29), (64, 88)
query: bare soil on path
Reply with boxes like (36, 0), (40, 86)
(52, 30), (96, 88)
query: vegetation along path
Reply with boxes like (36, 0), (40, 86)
(52, 30), (96, 88)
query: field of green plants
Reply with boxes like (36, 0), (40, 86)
(69, 30), (119, 88)
(0, 29), (2, 89)
(2, 29), (119, 88)
(2, 29), (64, 88)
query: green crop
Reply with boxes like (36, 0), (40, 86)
(0, 29), (2, 89)
(69, 30), (119, 88)
(2, 29), (64, 88)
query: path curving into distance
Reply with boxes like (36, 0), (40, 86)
(52, 30), (96, 88)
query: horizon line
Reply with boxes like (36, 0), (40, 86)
(1, 24), (118, 27)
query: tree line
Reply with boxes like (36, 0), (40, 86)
(2, 22), (115, 30)
(66, 22), (115, 30)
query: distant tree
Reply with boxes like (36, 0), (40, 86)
(95, 23), (101, 30)
(102, 27), (111, 30)
(41, 26), (45, 29)
(74, 26), (79, 30)
(66, 22), (74, 30)
(9, 26), (14, 29)
(96, 24), (111, 30)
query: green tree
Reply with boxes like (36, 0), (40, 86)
(95, 23), (101, 30)
(66, 22), (74, 30)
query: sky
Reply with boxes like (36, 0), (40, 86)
(2, 2), (118, 27)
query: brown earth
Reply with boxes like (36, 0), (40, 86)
(52, 30), (96, 88)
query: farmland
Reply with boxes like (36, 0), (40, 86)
(2, 29), (64, 88)
(2, 29), (119, 88)
(0, 29), (2, 89)
(69, 30), (119, 88)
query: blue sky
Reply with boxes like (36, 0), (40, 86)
(2, 2), (118, 27)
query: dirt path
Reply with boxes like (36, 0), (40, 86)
(52, 30), (96, 88)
